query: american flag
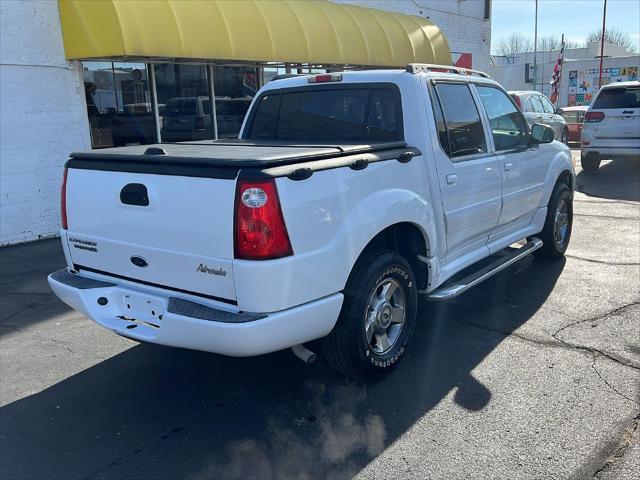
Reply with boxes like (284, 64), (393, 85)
(549, 42), (565, 104)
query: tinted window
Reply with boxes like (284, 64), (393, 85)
(433, 83), (487, 158)
(593, 87), (640, 109)
(429, 84), (450, 155)
(477, 86), (529, 151)
(247, 87), (402, 142)
(249, 94), (280, 139)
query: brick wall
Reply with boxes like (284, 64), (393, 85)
(0, 0), (91, 245)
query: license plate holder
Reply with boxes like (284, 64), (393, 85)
(121, 293), (166, 327)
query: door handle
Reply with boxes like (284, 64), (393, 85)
(446, 174), (458, 185)
(504, 162), (513, 171)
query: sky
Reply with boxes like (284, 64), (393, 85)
(492, 0), (640, 52)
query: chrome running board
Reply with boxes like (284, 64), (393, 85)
(427, 238), (543, 301)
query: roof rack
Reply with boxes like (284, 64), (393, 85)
(406, 63), (491, 79)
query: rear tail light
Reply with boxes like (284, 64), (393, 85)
(234, 179), (293, 260)
(308, 73), (342, 84)
(511, 95), (522, 109)
(585, 111), (605, 122)
(61, 167), (68, 230)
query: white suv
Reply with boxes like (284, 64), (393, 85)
(581, 81), (640, 172)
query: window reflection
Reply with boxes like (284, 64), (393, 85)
(82, 62), (155, 148)
(155, 64), (213, 142)
(214, 66), (257, 138)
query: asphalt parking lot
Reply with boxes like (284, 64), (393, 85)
(1, 151), (638, 480)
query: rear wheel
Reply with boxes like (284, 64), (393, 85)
(533, 182), (573, 260)
(322, 250), (417, 381)
(581, 153), (601, 172)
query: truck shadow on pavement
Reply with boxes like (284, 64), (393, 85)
(0, 256), (565, 480)
(576, 159), (640, 202)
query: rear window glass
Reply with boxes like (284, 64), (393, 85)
(593, 87), (640, 109)
(247, 87), (402, 142)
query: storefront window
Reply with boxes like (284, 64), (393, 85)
(82, 62), (155, 148)
(214, 66), (258, 138)
(154, 64), (213, 142)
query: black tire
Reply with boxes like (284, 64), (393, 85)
(322, 249), (418, 381)
(581, 153), (601, 172)
(561, 129), (568, 145)
(533, 182), (573, 260)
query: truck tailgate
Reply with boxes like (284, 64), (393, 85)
(65, 168), (237, 303)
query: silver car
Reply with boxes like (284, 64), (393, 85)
(509, 91), (569, 144)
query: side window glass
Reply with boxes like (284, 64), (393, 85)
(531, 96), (545, 113)
(477, 86), (529, 151)
(540, 95), (555, 113)
(524, 97), (535, 112)
(428, 83), (450, 155)
(433, 83), (487, 158)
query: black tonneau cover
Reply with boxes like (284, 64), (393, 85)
(66, 140), (416, 180)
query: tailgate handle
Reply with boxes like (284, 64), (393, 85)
(120, 183), (149, 206)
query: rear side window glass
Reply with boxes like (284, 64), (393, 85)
(539, 95), (555, 113)
(433, 83), (487, 158)
(477, 86), (529, 151)
(246, 87), (402, 142)
(248, 94), (280, 139)
(529, 96), (545, 113)
(593, 87), (640, 109)
(429, 84), (450, 155)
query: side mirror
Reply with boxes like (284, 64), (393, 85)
(530, 124), (554, 144)
(555, 107), (564, 115)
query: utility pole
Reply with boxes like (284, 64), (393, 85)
(533, 0), (538, 92)
(598, 0), (608, 89)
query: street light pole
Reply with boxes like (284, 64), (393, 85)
(533, 0), (538, 91)
(598, 0), (608, 89)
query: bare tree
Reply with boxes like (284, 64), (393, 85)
(538, 36), (580, 51)
(587, 27), (636, 51)
(493, 33), (534, 57)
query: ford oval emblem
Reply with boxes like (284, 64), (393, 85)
(130, 256), (148, 268)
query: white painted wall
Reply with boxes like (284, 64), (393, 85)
(0, 0), (90, 245)
(337, 0), (492, 72)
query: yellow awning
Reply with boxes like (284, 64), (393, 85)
(58, 0), (451, 67)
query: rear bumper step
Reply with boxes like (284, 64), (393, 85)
(47, 268), (342, 357)
(427, 238), (543, 301)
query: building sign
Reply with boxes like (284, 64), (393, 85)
(568, 66), (638, 106)
(452, 52), (473, 69)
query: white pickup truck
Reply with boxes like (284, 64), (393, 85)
(49, 65), (574, 381)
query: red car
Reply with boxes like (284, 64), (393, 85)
(561, 106), (588, 144)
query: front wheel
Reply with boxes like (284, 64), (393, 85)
(533, 182), (573, 260)
(322, 250), (417, 381)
